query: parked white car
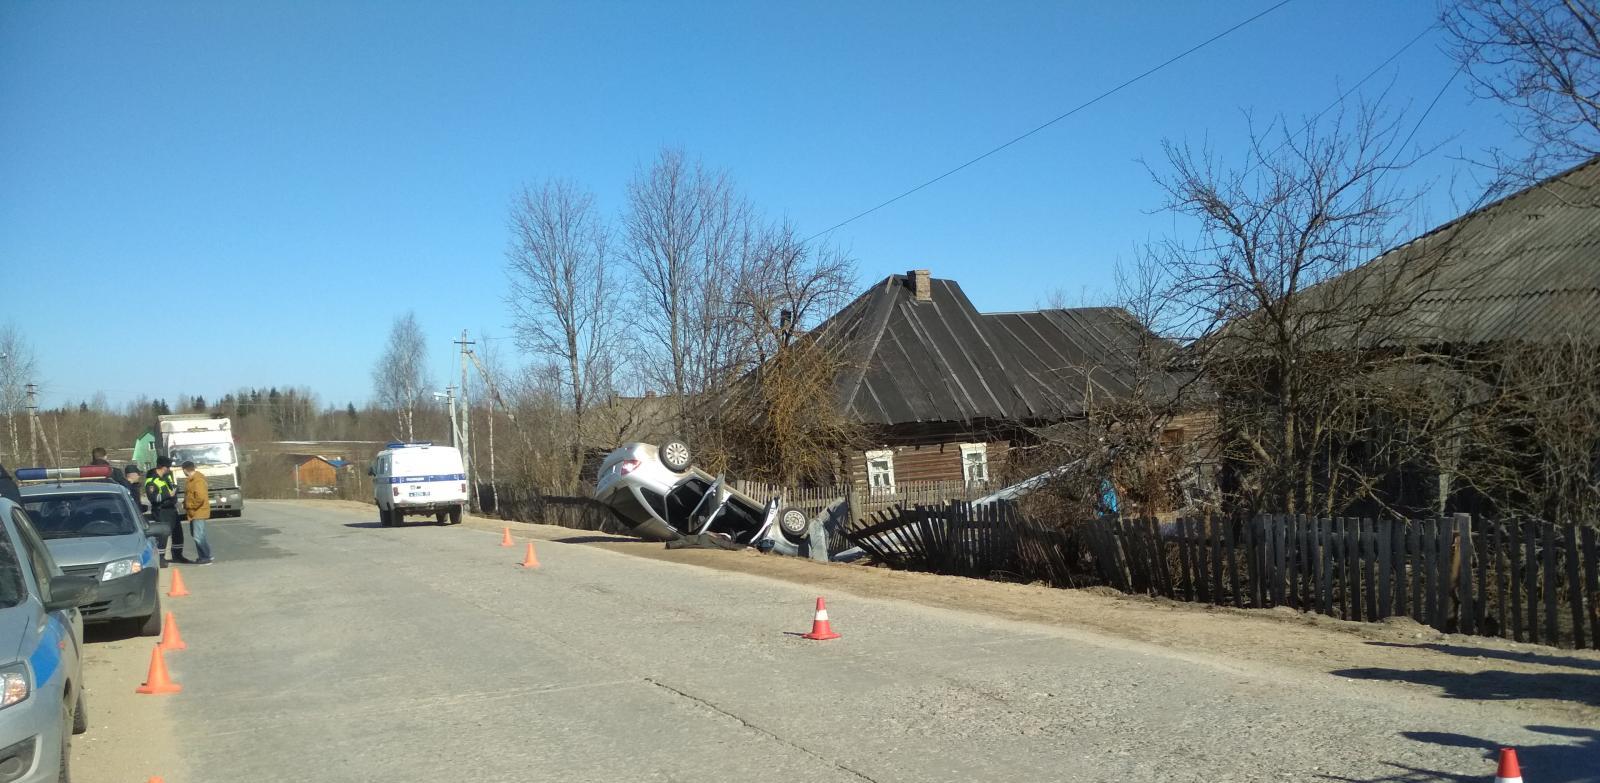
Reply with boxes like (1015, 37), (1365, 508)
(370, 443), (468, 526)
(593, 441), (812, 551)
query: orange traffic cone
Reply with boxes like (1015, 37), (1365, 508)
(802, 597), (841, 640)
(1496, 748), (1522, 783)
(167, 568), (189, 598)
(135, 646), (182, 695)
(520, 542), (540, 569)
(148, 778), (165, 783)
(500, 527), (514, 547)
(157, 612), (186, 652)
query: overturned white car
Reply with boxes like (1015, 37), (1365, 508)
(593, 441), (820, 557)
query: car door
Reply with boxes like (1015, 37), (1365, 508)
(7, 508), (78, 686)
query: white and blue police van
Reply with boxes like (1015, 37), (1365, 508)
(370, 443), (468, 527)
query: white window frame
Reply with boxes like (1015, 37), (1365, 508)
(865, 449), (896, 494)
(959, 442), (989, 484)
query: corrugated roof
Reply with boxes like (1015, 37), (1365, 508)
(814, 274), (1174, 427)
(1328, 155), (1600, 346)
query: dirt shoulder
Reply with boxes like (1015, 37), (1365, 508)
(294, 498), (1600, 723)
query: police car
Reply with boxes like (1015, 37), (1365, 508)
(369, 443), (468, 527)
(16, 468), (167, 637)
(0, 489), (98, 782)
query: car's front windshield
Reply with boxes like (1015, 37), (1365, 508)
(170, 444), (235, 465)
(22, 493), (140, 539)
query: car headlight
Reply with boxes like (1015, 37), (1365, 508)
(101, 559), (142, 581)
(0, 665), (29, 710)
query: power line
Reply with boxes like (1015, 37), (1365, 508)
(802, 0), (1298, 244)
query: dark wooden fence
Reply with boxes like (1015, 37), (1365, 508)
(845, 505), (1600, 649)
(844, 501), (1085, 588)
(490, 484), (625, 534)
(1082, 514), (1600, 650)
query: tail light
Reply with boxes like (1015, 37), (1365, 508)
(392, 487), (401, 497)
(460, 482), (467, 493)
(617, 459), (641, 476)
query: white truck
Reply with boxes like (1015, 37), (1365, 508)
(158, 414), (245, 517)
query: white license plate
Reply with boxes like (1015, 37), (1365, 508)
(408, 491), (429, 498)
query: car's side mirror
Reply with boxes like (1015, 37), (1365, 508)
(368, 468), (375, 477)
(43, 575), (98, 612)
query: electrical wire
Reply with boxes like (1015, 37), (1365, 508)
(801, 0), (1298, 244)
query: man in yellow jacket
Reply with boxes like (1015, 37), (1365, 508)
(180, 461), (216, 565)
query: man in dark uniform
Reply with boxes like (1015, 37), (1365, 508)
(0, 463), (20, 506)
(145, 457), (185, 563)
(123, 465), (146, 515)
(88, 447), (126, 486)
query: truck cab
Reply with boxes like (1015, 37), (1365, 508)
(158, 415), (245, 518)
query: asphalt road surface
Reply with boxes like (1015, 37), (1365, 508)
(79, 501), (1599, 782)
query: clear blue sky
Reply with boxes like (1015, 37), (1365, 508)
(0, 1), (1521, 408)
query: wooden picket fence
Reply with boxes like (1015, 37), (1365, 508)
(1082, 514), (1600, 649)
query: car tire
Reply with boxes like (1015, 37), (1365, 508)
(137, 598), (162, 638)
(59, 699), (72, 782)
(379, 506), (393, 527)
(448, 505), (463, 525)
(776, 505), (810, 543)
(659, 440), (692, 472)
(435, 511), (448, 525)
(72, 687), (87, 735)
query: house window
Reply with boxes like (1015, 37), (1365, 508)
(865, 449), (895, 494)
(959, 443), (988, 483)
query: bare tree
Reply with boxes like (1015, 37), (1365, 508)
(623, 148), (752, 429)
(0, 326), (36, 465)
(372, 312), (431, 441)
(1445, 0), (1600, 185)
(506, 180), (616, 484)
(696, 222), (860, 483)
(1145, 105), (1451, 516)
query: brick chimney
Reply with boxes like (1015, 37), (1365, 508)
(908, 269), (932, 302)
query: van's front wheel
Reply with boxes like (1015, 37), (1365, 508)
(379, 506), (394, 527)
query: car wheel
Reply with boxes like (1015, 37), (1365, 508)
(58, 700), (72, 782)
(71, 687), (87, 735)
(448, 505), (463, 525)
(379, 506), (393, 527)
(776, 505), (810, 542)
(659, 440), (692, 472)
(137, 598), (162, 638)
(435, 511), (447, 525)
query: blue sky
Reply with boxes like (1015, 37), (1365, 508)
(1, 1), (1521, 408)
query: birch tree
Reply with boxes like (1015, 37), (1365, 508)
(506, 179), (615, 482)
(372, 312), (430, 441)
(0, 326), (36, 465)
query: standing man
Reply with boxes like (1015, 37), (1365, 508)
(180, 461), (214, 565)
(123, 465), (146, 514)
(89, 447), (126, 486)
(145, 457), (185, 563)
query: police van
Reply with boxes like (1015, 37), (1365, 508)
(370, 442), (468, 527)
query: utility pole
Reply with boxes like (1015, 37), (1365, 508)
(455, 330), (475, 509)
(442, 386), (458, 451)
(24, 383), (38, 466)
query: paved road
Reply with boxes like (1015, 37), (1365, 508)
(102, 501), (1595, 782)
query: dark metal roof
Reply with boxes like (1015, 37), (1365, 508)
(1333, 156), (1600, 346)
(816, 274), (1171, 427)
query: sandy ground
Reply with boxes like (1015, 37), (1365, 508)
(75, 568), (185, 783)
(286, 498), (1600, 726)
